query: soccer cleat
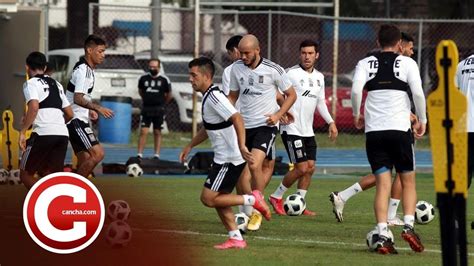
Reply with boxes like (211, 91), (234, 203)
(329, 192), (345, 222)
(388, 216), (405, 226)
(214, 238), (247, 250)
(251, 190), (271, 221)
(247, 211), (262, 231)
(401, 225), (425, 252)
(375, 236), (398, 255)
(269, 196), (286, 215)
(302, 209), (317, 216)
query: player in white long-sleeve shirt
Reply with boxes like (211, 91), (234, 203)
(269, 40), (338, 216)
(351, 25), (427, 254)
(180, 57), (271, 250)
(456, 54), (474, 188)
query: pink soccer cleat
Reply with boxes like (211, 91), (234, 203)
(251, 190), (272, 221)
(214, 238), (247, 250)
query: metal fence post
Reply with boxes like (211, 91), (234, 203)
(151, 0), (162, 58)
(267, 10), (272, 60)
(88, 3), (93, 35)
(331, 0), (340, 121)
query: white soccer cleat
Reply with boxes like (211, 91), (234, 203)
(388, 215), (405, 226)
(329, 192), (345, 222)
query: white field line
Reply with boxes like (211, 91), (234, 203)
(132, 227), (474, 256)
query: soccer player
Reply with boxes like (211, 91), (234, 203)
(180, 57), (271, 249)
(228, 34), (297, 230)
(269, 40), (338, 216)
(66, 35), (114, 178)
(136, 58), (172, 159)
(456, 53), (474, 188)
(19, 51), (73, 189)
(330, 32), (418, 226)
(351, 24), (426, 254)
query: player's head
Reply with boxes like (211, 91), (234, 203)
(188, 57), (215, 92)
(377, 24), (401, 49)
(148, 58), (160, 76)
(299, 39), (319, 71)
(26, 51), (47, 74)
(400, 32), (414, 57)
(226, 35), (243, 62)
(238, 34), (260, 67)
(84, 34), (106, 67)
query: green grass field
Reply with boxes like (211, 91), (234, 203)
(1, 173), (472, 265)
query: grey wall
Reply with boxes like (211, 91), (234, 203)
(0, 7), (43, 129)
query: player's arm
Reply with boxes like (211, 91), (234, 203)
(406, 60), (427, 138)
(229, 112), (253, 163)
(227, 66), (239, 105)
(351, 61), (366, 129)
(317, 78), (338, 141)
(20, 100), (39, 151)
(179, 127), (208, 163)
(268, 86), (296, 126)
(73, 93), (114, 119)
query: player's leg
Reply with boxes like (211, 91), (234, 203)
(297, 160), (316, 216)
(152, 114), (164, 158)
(236, 165), (253, 216)
(387, 173), (404, 226)
(137, 115), (150, 158)
(262, 158), (275, 188)
(67, 118), (102, 177)
(19, 133), (41, 189)
(214, 206), (247, 249)
(76, 144), (104, 177)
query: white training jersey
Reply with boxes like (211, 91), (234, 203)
(281, 65), (334, 137)
(23, 75), (70, 136)
(222, 62), (235, 96)
(66, 60), (95, 123)
(229, 58), (292, 129)
(456, 54), (474, 132)
(202, 85), (244, 165)
(352, 52), (427, 133)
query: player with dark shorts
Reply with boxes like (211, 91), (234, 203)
(137, 58), (171, 159)
(19, 51), (73, 189)
(66, 35), (114, 178)
(180, 57), (271, 250)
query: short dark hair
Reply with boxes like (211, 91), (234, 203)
(401, 32), (414, 43)
(188, 57), (215, 78)
(26, 51), (47, 71)
(149, 58), (161, 66)
(84, 34), (106, 52)
(226, 35), (243, 51)
(299, 39), (319, 53)
(378, 24), (401, 48)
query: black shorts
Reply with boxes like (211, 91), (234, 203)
(282, 133), (317, 164)
(245, 126), (278, 156)
(140, 109), (165, 129)
(366, 130), (414, 174)
(20, 133), (68, 173)
(204, 162), (246, 193)
(67, 118), (99, 154)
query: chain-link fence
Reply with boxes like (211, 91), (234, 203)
(84, 4), (474, 146)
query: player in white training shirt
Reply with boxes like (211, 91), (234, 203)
(352, 24), (427, 254)
(456, 53), (474, 188)
(180, 57), (271, 250)
(330, 32), (419, 226)
(228, 34), (296, 230)
(66, 35), (114, 178)
(269, 40), (337, 216)
(20, 52), (73, 189)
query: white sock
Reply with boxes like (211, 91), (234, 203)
(387, 198), (400, 220)
(154, 153), (160, 158)
(338, 183), (363, 202)
(243, 205), (254, 217)
(238, 205), (244, 213)
(296, 189), (307, 198)
(229, 229), (243, 241)
(243, 195), (255, 206)
(377, 223), (390, 238)
(271, 183), (288, 199)
(404, 215), (415, 227)
(137, 153), (143, 158)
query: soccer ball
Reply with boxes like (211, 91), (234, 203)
(234, 212), (249, 234)
(105, 220), (132, 248)
(8, 169), (21, 185)
(283, 194), (306, 216)
(0, 169), (9, 185)
(126, 163), (143, 177)
(415, 200), (435, 224)
(366, 227), (394, 251)
(107, 200), (131, 221)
